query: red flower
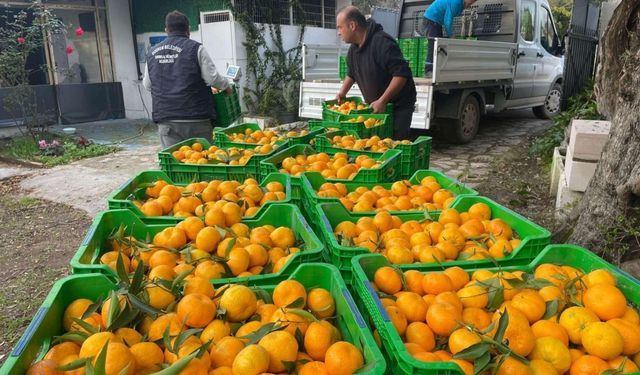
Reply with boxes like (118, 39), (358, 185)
(17, 37), (25, 44)
(75, 27), (84, 37)
(65, 46), (74, 54)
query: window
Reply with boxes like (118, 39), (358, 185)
(294, 0), (323, 27)
(236, 0), (284, 24)
(51, 9), (106, 83)
(238, 0), (335, 28)
(520, 0), (536, 42)
(540, 7), (559, 55)
(324, 0), (336, 29)
(0, 1), (114, 84)
(0, 6), (49, 85)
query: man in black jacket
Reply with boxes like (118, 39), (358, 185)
(336, 6), (417, 140)
(143, 11), (231, 147)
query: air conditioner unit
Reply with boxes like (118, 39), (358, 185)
(200, 10), (233, 25)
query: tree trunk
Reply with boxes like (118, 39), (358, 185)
(564, 0), (640, 261)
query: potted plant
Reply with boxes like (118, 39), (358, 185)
(279, 80), (299, 124)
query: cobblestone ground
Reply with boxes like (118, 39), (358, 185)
(429, 110), (553, 188)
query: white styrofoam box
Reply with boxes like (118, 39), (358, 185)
(550, 147), (565, 196)
(555, 170), (584, 221)
(565, 147), (598, 192)
(568, 119), (611, 161)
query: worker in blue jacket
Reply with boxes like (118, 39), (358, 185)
(423, 0), (477, 76)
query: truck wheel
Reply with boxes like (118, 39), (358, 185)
(441, 95), (480, 144)
(533, 83), (562, 119)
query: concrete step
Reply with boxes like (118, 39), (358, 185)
(565, 147), (598, 192)
(555, 169), (584, 220)
(568, 119), (611, 161)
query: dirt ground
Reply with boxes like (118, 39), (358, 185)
(474, 134), (556, 231)
(0, 176), (92, 363)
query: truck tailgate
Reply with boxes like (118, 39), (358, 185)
(434, 38), (517, 83)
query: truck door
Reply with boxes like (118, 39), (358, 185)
(533, 4), (563, 98)
(511, 0), (538, 99)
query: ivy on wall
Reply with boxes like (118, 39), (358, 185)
(224, 0), (306, 117)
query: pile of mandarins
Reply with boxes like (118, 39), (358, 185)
(369, 262), (640, 375)
(340, 116), (384, 129)
(27, 278), (365, 375)
(327, 100), (368, 115)
(315, 176), (458, 213)
(171, 142), (277, 166)
(334, 202), (521, 262)
(102, 199), (305, 279)
(327, 134), (412, 152)
(278, 152), (381, 179)
(137, 178), (286, 218)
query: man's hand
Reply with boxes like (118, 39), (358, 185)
(336, 91), (346, 104)
(369, 98), (388, 114)
(225, 86), (233, 96)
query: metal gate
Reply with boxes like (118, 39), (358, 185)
(562, 0), (601, 108)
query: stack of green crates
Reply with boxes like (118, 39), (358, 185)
(322, 96), (371, 121)
(398, 37), (428, 78)
(212, 85), (242, 127)
(418, 38), (427, 77)
(158, 137), (286, 183)
(314, 129), (433, 178)
(337, 113), (394, 139)
(339, 55), (348, 80)
(214, 122), (322, 147)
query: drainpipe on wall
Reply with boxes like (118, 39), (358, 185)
(128, 0), (142, 79)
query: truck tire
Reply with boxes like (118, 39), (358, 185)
(441, 95), (480, 144)
(533, 83), (562, 119)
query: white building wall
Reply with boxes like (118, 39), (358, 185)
(107, 0), (150, 120)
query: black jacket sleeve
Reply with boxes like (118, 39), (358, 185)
(346, 46), (355, 80)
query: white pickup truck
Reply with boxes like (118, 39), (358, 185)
(299, 0), (565, 143)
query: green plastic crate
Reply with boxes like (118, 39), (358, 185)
(299, 170), (478, 234)
(212, 85), (242, 127)
(314, 195), (551, 283)
(158, 138), (286, 183)
(71, 204), (324, 285)
(351, 244), (640, 375)
(107, 170), (292, 224)
(399, 38), (422, 77)
(218, 263), (387, 374)
(337, 113), (393, 139)
(0, 274), (117, 375)
(308, 120), (346, 134)
(322, 96), (371, 121)
(339, 55), (348, 80)
(214, 122), (321, 147)
(259, 144), (402, 203)
(0, 265), (386, 375)
(315, 130), (432, 179)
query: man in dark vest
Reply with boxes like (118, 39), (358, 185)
(143, 10), (231, 148)
(335, 6), (417, 140)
